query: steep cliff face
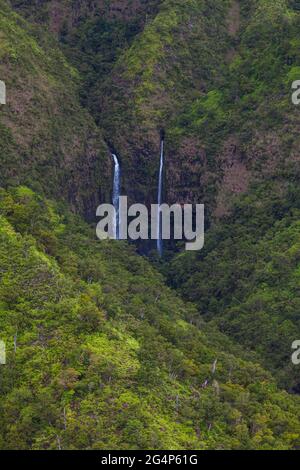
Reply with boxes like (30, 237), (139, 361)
(11, 0), (234, 208)
(9, 0), (300, 219)
(163, 0), (300, 383)
(95, 0), (234, 207)
(101, 0), (299, 216)
(0, 0), (111, 219)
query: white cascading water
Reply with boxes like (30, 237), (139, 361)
(112, 154), (121, 240)
(157, 139), (164, 256)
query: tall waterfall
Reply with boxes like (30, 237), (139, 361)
(157, 139), (164, 256)
(112, 154), (121, 239)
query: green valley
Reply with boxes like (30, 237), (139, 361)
(0, 0), (299, 451)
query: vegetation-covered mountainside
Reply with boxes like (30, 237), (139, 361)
(0, 0), (111, 219)
(9, 0), (236, 205)
(9, 1), (300, 209)
(167, 179), (300, 392)
(0, 0), (300, 451)
(0, 187), (300, 450)
(98, 0), (300, 214)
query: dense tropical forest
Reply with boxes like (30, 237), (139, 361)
(0, 0), (300, 450)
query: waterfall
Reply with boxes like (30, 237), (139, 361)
(112, 154), (121, 239)
(157, 139), (164, 256)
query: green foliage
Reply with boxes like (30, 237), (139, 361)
(0, 187), (299, 450)
(3, 0), (300, 451)
(0, 0), (110, 217)
(168, 180), (300, 390)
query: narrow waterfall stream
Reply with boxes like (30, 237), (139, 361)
(112, 154), (121, 240)
(157, 138), (164, 256)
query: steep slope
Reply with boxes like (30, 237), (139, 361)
(0, 186), (300, 450)
(10, 1), (300, 220)
(3, 0), (300, 450)
(167, 180), (300, 391)
(11, 0), (234, 209)
(163, 0), (300, 391)
(169, 0), (300, 216)
(78, 0), (299, 216)
(98, 0), (299, 230)
(94, 0), (234, 207)
(0, 0), (111, 219)
(10, 0), (163, 104)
